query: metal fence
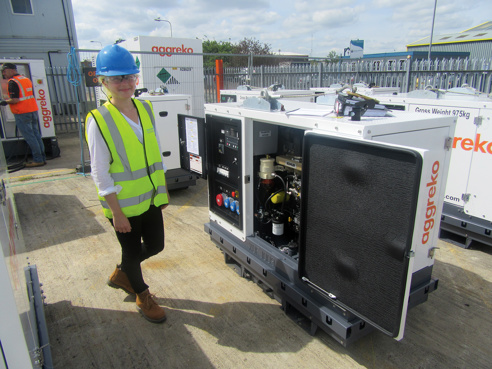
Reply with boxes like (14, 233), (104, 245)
(45, 66), (98, 133)
(215, 56), (492, 94)
(47, 51), (492, 134)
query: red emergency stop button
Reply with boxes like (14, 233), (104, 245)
(216, 193), (223, 207)
(231, 191), (236, 198)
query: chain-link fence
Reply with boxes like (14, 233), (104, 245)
(47, 50), (492, 134)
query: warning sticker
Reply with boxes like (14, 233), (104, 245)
(157, 68), (172, 84)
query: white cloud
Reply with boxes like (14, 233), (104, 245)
(71, 0), (492, 56)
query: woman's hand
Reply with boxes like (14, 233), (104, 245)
(112, 212), (132, 233)
(104, 193), (131, 233)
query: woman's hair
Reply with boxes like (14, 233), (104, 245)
(98, 75), (112, 99)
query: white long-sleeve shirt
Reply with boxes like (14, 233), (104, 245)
(86, 112), (167, 197)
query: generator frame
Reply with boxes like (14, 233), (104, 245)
(183, 100), (455, 346)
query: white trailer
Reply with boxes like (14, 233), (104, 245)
(0, 134), (52, 367)
(0, 58), (57, 161)
(372, 88), (492, 248)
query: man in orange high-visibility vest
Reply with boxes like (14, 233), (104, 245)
(1, 63), (46, 167)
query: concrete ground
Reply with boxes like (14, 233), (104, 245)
(8, 132), (492, 369)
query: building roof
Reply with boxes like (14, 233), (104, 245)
(274, 51), (309, 57)
(407, 21), (492, 47)
(340, 51), (469, 60)
(462, 21), (492, 32)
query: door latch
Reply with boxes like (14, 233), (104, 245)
(444, 137), (453, 150)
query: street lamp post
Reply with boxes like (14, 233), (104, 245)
(427, 0), (438, 69)
(154, 17), (173, 37)
(90, 40), (102, 49)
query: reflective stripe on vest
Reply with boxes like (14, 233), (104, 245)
(9, 75), (38, 114)
(100, 185), (168, 210)
(87, 99), (168, 218)
(110, 161), (164, 182)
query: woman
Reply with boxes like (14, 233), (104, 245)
(86, 44), (169, 323)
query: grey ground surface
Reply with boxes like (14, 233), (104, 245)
(9, 132), (492, 369)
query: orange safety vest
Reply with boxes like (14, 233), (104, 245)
(9, 75), (38, 114)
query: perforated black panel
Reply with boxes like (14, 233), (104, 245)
(298, 133), (422, 337)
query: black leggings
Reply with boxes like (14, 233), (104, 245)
(110, 205), (164, 294)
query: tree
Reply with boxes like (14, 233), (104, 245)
(202, 39), (235, 54)
(232, 37), (275, 67)
(325, 50), (340, 63)
(233, 38), (272, 55)
(202, 39), (235, 68)
(202, 37), (276, 68)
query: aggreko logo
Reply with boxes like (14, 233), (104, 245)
(36, 89), (52, 128)
(453, 134), (492, 154)
(152, 45), (194, 57)
(422, 161), (440, 245)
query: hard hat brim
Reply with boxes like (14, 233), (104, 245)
(98, 68), (140, 77)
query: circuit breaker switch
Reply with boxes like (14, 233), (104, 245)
(216, 194), (223, 207)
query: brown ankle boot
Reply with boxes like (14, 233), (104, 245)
(136, 289), (167, 323)
(107, 266), (135, 294)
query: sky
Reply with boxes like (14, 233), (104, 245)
(72, 0), (492, 56)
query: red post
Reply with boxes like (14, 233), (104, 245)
(215, 59), (224, 102)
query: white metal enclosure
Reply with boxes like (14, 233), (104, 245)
(180, 99), (456, 345)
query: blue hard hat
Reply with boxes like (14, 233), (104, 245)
(96, 44), (139, 76)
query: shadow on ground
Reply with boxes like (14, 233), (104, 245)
(43, 256), (492, 369)
(46, 298), (316, 369)
(14, 192), (106, 250)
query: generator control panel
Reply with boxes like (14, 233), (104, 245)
(206, 115), (242, 230)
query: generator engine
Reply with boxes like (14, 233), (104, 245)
(254, 154), (302, 258)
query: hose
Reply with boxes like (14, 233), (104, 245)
(6, 134), (28, 173)
(66, 47), (88, 176)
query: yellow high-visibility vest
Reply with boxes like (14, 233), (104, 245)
(86, 99), (168, 218)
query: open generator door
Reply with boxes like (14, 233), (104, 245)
(177, 114), (207, 179)
(298, 131), (423, 339)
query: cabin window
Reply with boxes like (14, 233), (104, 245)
(373, 60), (382, 71)
(399, 60), (406, 71)
(10, 0), (33, 14)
